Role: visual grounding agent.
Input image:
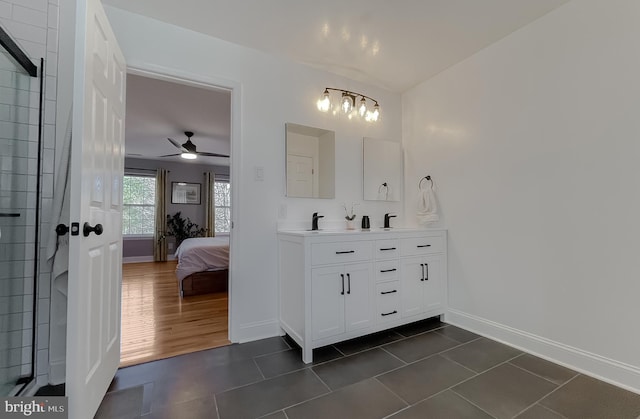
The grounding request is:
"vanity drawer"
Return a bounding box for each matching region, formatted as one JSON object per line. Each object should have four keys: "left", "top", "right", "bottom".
{"left": 311, "top": 241, "right": 373, "bottom": 266}
{"left": 375, "top": 260, "right": 399, "bottom": 282}
{"left": 375, "top": 239, "right": 399, "bottom": 260}
{"left": 376, "top": 281, "right": 400, "bottom": 323}
{"left": 400, "top": 235, "right": 444, "bottom": 256}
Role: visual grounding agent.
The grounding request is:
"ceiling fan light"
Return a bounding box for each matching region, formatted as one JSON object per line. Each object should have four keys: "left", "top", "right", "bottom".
{"left": 181, "top": 152, "right": 197, "bottom": 160}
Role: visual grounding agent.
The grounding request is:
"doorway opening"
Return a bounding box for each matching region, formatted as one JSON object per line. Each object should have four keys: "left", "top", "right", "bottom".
{"left": 119, "top": 72, "right": 233, "bottom": 367}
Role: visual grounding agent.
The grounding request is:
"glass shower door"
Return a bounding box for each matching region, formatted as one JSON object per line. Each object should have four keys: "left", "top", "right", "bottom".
{"left": 0, "top": 28, "right": 39, "bottom": 395}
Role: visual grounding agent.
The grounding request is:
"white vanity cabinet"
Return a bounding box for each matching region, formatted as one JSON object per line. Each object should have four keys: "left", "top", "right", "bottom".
{"left": 278, "top": 228, "right": 447, "bottom": 363}
{"left": 311, "top": 263, "right": 373, "bottom": 340}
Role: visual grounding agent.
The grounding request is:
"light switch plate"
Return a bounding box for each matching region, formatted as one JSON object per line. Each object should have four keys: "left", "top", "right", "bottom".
{"left": 255, "top": 166, "right": 264, "bottom": 181}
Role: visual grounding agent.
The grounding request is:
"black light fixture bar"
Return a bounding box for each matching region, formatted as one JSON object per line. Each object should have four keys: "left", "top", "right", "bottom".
{"left": 322, "top": 87, "right": 379, "bottom": 105}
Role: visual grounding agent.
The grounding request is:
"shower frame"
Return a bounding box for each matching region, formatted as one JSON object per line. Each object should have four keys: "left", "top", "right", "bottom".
{"left": 0, "top": 25, "right": 43, "bottom": 394}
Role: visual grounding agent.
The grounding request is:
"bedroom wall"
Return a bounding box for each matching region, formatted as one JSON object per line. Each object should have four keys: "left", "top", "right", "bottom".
{"left": 403, "top": 0, "right": 640, "bottom": 391}
{"left": 104, "top": 6, "right": 403, "bottom": 342}
{"left": 122, "top": 157, "right": 229, "bottom": 261}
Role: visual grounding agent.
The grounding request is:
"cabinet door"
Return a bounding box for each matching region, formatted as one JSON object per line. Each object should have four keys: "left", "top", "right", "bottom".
{"left": 422, "top": 254, "right": 443, "bottom": 312}
{"left": 312, "top": 266, "right": 346, "bottom": 340}
{"left": 344, "top": 263, "right": 373, "bottom": 333}
{"left": 400, "top": 257, "right": 425, "bottom": 318}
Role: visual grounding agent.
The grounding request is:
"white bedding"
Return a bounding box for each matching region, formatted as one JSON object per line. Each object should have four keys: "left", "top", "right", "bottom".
{"left": 175, "top": 236, "right": 229, "bottom": 281}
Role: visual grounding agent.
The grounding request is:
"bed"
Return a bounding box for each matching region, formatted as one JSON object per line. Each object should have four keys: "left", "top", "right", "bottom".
{"left": 174, "top": 236, "right": 229, "bottom": 297}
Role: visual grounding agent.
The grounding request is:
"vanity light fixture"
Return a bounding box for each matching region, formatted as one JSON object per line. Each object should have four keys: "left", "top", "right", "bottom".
{"left": 317, "top": 87, "right": 380, "bottom": 122}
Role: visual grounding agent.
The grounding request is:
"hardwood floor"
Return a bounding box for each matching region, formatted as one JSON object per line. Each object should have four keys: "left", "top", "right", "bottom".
{"left": 120, "top": 261, "right": 230, "bottom": 367}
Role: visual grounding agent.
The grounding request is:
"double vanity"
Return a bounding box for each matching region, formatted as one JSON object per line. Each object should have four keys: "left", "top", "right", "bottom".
{"left": 278, "top": 228, "right": 447, "bottom": 363}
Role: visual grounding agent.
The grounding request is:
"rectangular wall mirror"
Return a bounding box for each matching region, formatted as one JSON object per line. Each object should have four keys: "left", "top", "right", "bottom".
{"left": 363, "top": 137, "right": 402, "bottom": 201}
{"left": 285, "top": 123, "right": 335, "bottom": 199}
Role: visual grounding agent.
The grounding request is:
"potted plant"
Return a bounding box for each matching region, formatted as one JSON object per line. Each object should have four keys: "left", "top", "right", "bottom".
{"left": 166, "top": 212, "right": 207, "bottom": 247}
{"left": 342, "top": 203, "right": 358, "bottom": 230}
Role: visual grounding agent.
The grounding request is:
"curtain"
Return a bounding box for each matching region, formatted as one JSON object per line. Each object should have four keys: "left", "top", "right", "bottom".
{"left": 153, "top": 168, "right": 168, "bottom": 261}
{"left": 204, "top": 171, "right": 216, "bottom": 237}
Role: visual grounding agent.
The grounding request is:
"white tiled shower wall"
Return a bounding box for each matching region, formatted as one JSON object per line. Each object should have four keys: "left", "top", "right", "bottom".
{"left": 0, "top": 0, "right": 59, "bottom": 388}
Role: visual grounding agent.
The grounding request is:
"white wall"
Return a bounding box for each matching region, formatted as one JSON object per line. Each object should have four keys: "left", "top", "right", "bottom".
{"left": 403, "top": 0, "right": 640, "bottom": 391}
{"left": 104, "top": 6, "right": 403, "bottom": 341}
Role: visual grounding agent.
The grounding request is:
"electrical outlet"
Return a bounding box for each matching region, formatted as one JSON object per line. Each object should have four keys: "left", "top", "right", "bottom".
{"left": 279, "top": 204, "right": 287, "bottom": 218}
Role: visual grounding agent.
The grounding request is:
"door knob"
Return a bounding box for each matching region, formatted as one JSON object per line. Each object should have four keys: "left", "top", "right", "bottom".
{"left": 55, "top": 224, "right": 69, "bottom": 236}
{"left": 83, "top": 222, "right": 103, "bottom": 237}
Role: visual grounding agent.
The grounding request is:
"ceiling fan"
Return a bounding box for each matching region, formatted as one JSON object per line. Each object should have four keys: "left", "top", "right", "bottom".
{"left": 160, "top": 131, "right": 230, "bottom": 160}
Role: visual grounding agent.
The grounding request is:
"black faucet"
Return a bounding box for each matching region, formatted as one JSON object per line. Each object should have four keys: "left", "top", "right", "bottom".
{"left": 312, "top": 212, "right": 324, "bottom": 231}
{"left": 384, "top": 213, "right": 397, "bottom": 229}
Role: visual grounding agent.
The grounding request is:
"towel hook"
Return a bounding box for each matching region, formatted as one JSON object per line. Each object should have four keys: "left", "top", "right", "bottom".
{"left": 378, "top": 182, "right": 388, "bottom": 193}
{"left": 418, "top": 176, "right": 433, "bottom": 190}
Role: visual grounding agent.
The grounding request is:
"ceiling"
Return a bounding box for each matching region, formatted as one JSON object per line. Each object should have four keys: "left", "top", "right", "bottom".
{"left": 124, "top": 74, "right": 231, "bottom": 166}
{"left": 103, "top": 0, "right": 569, "bottom": 92}
{"left": 116, "top": 1, "right": 569, "bottom": 163}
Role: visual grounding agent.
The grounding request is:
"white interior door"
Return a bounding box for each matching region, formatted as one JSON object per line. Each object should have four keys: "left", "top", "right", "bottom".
{"left": 66, "top": 0, "right": 126, "bottom": 417}
{"left": 287, "top": 154, "right": 313, "bottom": 197}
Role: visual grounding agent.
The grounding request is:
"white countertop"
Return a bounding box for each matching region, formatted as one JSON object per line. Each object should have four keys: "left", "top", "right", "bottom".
{"left": 277, "top": 227, "right": 446, "bottom": 237}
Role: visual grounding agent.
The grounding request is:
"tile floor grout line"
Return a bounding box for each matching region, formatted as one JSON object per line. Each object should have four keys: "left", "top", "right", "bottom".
{"left": 213, "top": 394, "right": 221, "bottom": 419}
{"left": 449, "top": 388, "right": 500, "bottom": 419}
{"left": 507, "top": 359, "right": 578, "bottom": 387}
{"left": 332, "top": 344, "right": 346, "bottom": 357}
{"left": 509, "top": 374, "right": 580, "bottom": 419}
{"left": 322, "top": 322, "right": 449, "bottom": 360}
{"left": 253, "top": 357, "right": 267, "bottom": 380}
{"left": 384, "top": 334, "right": 481, "bottom": 367}
{"left": 403, "top": 352, "right": 526, "bottom": 412}
{"left": 438, "top": 353, "right": 482, "bottom": 375}
{"left": 380, "top": 345, "right": 408, "bottom": 365}
{"left": 374, "top": 376, "right": 412, "bottom": 407}
{"left": 382, "top": 405, "right": 412, "bottom": 419}
{"left": 308, "top": 365, "right": 333, "bottom": 393}
{"left": 537, "top": 402, "right": 570, "bottom": 419}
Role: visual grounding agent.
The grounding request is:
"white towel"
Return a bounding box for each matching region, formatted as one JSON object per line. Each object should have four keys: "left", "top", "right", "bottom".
{"left": 417, "top": 181, "right": 439, "bottom": 225}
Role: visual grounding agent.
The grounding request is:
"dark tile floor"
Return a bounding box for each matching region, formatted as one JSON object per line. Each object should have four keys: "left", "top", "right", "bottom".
{"left": 92, "top": 318, "right": 640, "bottom": 419}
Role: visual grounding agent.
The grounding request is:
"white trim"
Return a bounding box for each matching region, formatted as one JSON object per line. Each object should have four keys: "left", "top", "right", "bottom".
{"left": 125, "top": 63, "right": 242, "bottom": 343}
{"left": 48, "top": 360, "right": 66, "bottom": 386}
{"left": 122, "top": 255, "right": 176, "bottom": 263}
{"left": 445, "top": 308, "right": 640, "bottom": 395}
{"left": 235, "top": 318, "right": 281, "bottom": 343}
{"left": 122, "top": 235, "right": 154, "bottom": 240}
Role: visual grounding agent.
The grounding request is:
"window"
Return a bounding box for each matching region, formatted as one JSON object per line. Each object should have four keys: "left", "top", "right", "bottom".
{"left": 214, "top": 181, "right": 231, "bottom": 233}
{"left": 122, "top": 175, "right": 156, "bottom": 236}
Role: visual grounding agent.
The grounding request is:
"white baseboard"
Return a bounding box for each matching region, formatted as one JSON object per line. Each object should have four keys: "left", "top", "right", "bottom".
{"left": 445, "top": 308, "right": 640, "bottom": 395}
{"left": 122, "top": 255, "right": 176, "bottom": 264}
{"left": 48, "top": 360, "right": 66, "bottom": 385}
{"left": 234, "top": 318, "right": 281, "bottom": 344}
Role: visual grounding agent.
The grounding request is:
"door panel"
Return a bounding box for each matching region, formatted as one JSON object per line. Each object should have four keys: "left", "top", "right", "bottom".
{"left": 422, "top": 254, "right": 443, "bottom": 312}
{"left": 311, "top": 266, "right": 345, "bottom": 340}
{"left": 67, "top": 0, "right": 126, "bottom": 417}
{"left": 287, "top": 154, "right": 313, "bottom": 197}
{"left": 344, "top": 263, "right": 373, "bottom": 333}
{"left": 400, "top": 257, "right": 424, "bottom": 318}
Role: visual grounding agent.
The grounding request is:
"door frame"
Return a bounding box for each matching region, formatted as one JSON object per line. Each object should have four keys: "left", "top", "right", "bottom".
{"left": 127, "top": 64, "right": 242, "bottom": 342}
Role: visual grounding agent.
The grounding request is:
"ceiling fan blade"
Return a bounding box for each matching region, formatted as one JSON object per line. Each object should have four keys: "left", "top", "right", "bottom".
{"left": 167, "top": 137, "right": 188, "bottom": 152}
{"left": 197, "top": 151, "right": 230, "bottom": 158}
{"left": 158, "top": 153, "right": 181, "bottom": 157}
